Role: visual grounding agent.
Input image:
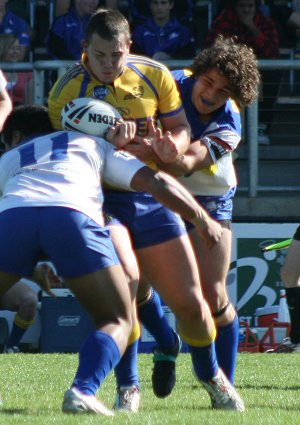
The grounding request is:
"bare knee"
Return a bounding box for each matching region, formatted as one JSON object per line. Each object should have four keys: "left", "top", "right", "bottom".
{"left": 18, "top": 289, "right": 38, "bottom": 320}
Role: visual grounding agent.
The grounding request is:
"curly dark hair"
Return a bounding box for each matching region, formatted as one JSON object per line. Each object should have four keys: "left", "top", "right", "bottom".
{"left": 189, "top": 35, "right": 260, "bottom": 106}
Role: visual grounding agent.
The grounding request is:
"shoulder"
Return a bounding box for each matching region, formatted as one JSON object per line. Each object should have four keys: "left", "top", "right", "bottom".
{"left": 127, "top": 54, "right": 170, "bottom": 73}
{"left": 6, "top": 9, "right": 28, "bottom": 26}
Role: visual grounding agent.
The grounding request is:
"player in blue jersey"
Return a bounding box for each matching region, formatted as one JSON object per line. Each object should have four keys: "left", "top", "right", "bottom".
{"left": 0, "top": 104, "right": 240, "bottom": 414}
{"left": 138, "top": 36, "right": 260, "bottom": 387}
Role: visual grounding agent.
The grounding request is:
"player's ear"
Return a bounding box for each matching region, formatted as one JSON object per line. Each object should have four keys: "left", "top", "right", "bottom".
{"left": 81, "top": 40, "right": 88, "bottom": 52}
{"left": 10, "top": 130, "right": 24, "bottom": 148}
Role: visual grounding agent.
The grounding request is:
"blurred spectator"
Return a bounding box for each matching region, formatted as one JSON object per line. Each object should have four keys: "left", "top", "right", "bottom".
{"left": 205, "top": 0, "right": 280, "bottom": 145}
{"left": 128, "top": 0, "right": 193, "bottom": 26}
{"left": 0, "top": 34, "right": 33, "bottom": 106}
{"left": 47, "top": 0, "right": 99, "bottom": 60}
{"left": 132, "top": 0, "right": 196, "bottom": 60}
{"left": 265, "top": 1, "right": 300, "bottom": 48}
{"left": 55, "top": 0, "right": 119, "bottom": 17}
{"left": 0, "top": 0, "right": 31, "bottom": 59}
{"left": 206, "top": 0, "right": 279, "bottom": 59}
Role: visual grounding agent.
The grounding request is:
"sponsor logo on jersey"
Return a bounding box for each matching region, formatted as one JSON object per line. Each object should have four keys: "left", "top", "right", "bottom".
{"left": 124, "top": 85, "right": 144, "bottom": 100}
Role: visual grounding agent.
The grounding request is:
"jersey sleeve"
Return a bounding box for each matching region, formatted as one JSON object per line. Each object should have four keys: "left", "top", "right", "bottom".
{"left": 102, "top": 144, "right": 146, "bottom": 191}
{"left": 156, "top": 67, "right": 183, "bottom": 119}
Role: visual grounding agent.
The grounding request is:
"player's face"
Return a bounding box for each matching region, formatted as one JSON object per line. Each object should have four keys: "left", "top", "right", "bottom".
{"left": 191, "top": 68, "right": 231, "bottom": 116}
{"left": 84, "top": 33, "right": 131, "bottom": 84}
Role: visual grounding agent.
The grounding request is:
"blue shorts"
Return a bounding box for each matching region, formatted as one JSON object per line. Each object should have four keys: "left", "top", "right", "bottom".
{"left": 103, "top": 190, "right": 186, "bottom": 249}
{"left": 185, "top": 187, "right": 236, "bottom": 231}
{"left": 0, "top": 207, "right": 119, "bottom": 278}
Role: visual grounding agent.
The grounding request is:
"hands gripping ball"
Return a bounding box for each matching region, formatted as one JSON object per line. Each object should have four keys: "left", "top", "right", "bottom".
{"left": 61, "top": 97, "right": 122, "bottom": 137}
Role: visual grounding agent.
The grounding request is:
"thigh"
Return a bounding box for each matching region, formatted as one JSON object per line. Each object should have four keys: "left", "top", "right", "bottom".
{"left": 108, "top": 223, "right": 139, "bottom": 298}
{"left": 65, "top": 266, "right": 132, "bottom": 327}
{"left": 0, "top": 280, "right": 36, "bottom": 311}
{"left": 281, "top": 240, "right": 300, "bottom": 287}
{"left": 188, "top": 225, "right": 232, "bottom": 308}
{"left": 136, "top": 234, "right": 202, "bottom": 311}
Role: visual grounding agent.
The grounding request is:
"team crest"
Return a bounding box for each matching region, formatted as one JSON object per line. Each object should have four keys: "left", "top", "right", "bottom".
{"left": 93, "top": 86, "right": 109, "bottom": 100}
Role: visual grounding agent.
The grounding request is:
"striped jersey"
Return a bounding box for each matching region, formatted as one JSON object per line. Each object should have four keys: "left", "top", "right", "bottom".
{"left": 48, "top": 53, "right": 183, "bottom": 134}
{"left": 172, "top": 69, "right": 241, "bottom": 196}
{"left": 0, "top": 131, "right": 144, "bottom": 225}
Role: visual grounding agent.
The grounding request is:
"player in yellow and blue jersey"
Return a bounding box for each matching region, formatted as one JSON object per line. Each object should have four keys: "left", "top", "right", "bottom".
{"left": 48, "top": 10, "right": 245, "bottom": 413}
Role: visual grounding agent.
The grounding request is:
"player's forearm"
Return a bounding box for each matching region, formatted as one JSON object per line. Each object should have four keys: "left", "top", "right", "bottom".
{"left": 155, "top": 141, "right": 213, "bottom": 176}
{"left": 170, "top": 125, "right": 190, "bottom": 156}
{"left": 130, "top": 167, "right": 210, "bottom": 229}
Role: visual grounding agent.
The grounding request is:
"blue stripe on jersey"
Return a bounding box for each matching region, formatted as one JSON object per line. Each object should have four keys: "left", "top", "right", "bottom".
{"left": 19, "top": 143, "right": 36, "bottom": 167}
{"left": 52, "top": 63, "right": 83, "bottom": 98}
{"left": 79, "top": 67, "right": 92, "bottom": 97}
{"left": 159, "top": 104, "right": 184, "bottom": 119}
{"left": 127, "top": 54, "right": 169, "bottom": 72}
{"left": 127, "top": 63, "right": 159, "bottom": 99}
{"left": 50, "top": 132, "right": 69, "bottom": 161}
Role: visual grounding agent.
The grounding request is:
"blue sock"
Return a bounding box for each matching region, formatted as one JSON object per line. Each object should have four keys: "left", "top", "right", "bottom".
{"left": 6, "top": 324, "right": 26, "bottom": 348}
{"left": 138, "top": 289, "right": 176, "bottom": 349}
{"left": 215, "top": 315, "right": 239, "bottom": 383}
{"left": 72, "top": 330, "right": 120, "bottom": 395}
{"left": 114, "top": 340, "right": 139, "bottom": 389}
{"left": 189, "top": 343, "right": 218, "bottom": 382}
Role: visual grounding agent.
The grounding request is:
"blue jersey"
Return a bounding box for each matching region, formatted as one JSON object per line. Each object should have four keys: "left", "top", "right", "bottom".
{"left": 0, "top": 10, "right": 30, "bottom": 47}
{"left": 47, "top": 7, "right": 91, "bottom": 60}
{"left": 171, "top": 69, "right": 241, "bottom": 214}
{"left": 132, "top": 17, "right": 195, "bottom": 58}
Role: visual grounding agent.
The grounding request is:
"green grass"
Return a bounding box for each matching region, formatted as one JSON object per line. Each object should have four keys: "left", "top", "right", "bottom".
{"left": 0, "top": 353, "right": 299, "bottom": 425}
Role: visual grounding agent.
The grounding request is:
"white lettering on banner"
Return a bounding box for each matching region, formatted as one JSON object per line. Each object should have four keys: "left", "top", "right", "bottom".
{"left": 227, "top": 223, "right": 298, "bottom": 325}
{"left": 57, "top": 316, "right": 81, "bottom": 326}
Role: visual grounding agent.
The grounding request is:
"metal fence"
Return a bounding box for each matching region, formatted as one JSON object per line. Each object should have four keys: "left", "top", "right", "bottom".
{"left": 2, "top": 58, "right": 300, "bottom": 197}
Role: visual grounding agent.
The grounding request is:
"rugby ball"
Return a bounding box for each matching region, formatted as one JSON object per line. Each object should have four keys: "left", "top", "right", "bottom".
{"left": 61, "top": 97, "right": 122, "bottom": 137}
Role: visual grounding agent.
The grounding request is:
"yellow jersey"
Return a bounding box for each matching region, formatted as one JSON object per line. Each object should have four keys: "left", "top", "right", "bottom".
{"left": 48, "top": 53, "right": 183, "bottom": 135}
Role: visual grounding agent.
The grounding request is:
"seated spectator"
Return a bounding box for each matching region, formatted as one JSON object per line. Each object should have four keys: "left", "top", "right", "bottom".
{"left": 55, "top": 0, "right": 119, "bottom": 17}
{"left": 205, "top": 0, "right": 280, "bottom": 145}
{"left": 128, "top": 0, "right": 194, "bottom": 26}
{"left": 47, "top": 0, "right": 99, "bottom": 60}
{"left": 0, "top": 34, "right": 33, "bottom": 106}
{"left": 0, "top": 0, "right": 31, "bottom": 59}
{"left": 132, "top": 0, "right": 196, "bottom": 60}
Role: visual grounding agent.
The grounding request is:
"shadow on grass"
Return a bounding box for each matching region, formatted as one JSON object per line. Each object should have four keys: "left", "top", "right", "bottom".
{"left": 0, "top": 408, "right": 29, "bottom": 415}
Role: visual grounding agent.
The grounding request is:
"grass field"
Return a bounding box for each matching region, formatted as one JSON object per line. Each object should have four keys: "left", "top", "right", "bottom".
{"left": 0, "top": 352, "right": 299, "bottom": 425}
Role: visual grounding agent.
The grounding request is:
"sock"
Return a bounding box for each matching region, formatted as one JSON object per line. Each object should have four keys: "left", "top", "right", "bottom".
{"left": 215, "top": 315, "right": 239, "bottom": 383}
{"left": 6, "top": 314, "right": 34, "bottom": 348}
{"left": 72, "top": 330, "right": 121, "bottom": 395}
{"left": 189, "top": 342, "right": 218, "bottom": 382}
{"left": 138, "top": 288, "right": 176, "bottom": 350}
{"left": 286, "top": 287, "right": 300, "bottom": 344}
{"left": 114, "top": 339, "right": 139, "bottom": 389}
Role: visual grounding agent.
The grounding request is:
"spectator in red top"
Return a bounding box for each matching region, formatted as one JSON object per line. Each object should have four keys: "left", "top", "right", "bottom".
{"left": 205, "top": 0, "right": 280, "bottom": 145}
{"left": 206, "top": 0, "right": 279, "bottom": 59}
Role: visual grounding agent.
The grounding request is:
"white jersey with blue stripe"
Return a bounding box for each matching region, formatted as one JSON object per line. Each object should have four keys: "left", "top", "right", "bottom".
{"left": 0, "top": 131, "right": 144, "bottom": 225}
{"left": 172, "top": 69, "right": 241, "bottom": 196}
